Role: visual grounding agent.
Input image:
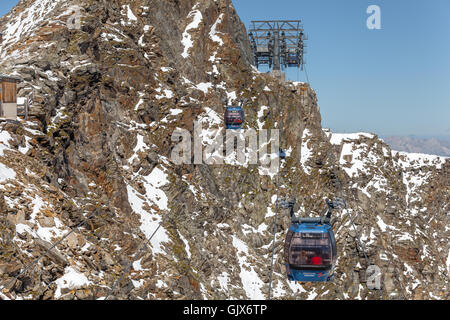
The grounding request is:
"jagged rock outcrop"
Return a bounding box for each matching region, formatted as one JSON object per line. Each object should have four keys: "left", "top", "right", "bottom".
{"left": 0, "top": 0, "right": 448, "bottom": 300}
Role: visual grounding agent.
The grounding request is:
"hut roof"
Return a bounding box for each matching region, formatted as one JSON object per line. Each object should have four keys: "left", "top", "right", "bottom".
{"left": 0, "top": 74, "right": 21, "bottom": 82}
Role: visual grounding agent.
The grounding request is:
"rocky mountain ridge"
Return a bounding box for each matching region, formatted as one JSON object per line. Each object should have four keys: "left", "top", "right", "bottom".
{"left": 0, "top": 0, "right": 448, "bottom": 300}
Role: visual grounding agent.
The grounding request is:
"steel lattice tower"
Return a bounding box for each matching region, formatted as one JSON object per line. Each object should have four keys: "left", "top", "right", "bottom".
{"left": 248, "top": 20, "right": 307, "bottom": 72}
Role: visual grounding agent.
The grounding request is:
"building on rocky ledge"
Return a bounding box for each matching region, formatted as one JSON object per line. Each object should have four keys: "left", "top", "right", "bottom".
{"left": 0, "top": 74, "right": 21, "bottom": 119}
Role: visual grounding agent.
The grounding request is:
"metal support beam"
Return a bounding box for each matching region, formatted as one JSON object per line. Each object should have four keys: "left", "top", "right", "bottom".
{"left": 273, "top": 31, "right": 280, "bottom": 71}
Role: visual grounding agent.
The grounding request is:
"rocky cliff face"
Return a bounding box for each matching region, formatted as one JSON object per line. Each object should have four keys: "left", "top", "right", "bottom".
{"left": 0, "top": 0, "right": 448, "bottom": 300}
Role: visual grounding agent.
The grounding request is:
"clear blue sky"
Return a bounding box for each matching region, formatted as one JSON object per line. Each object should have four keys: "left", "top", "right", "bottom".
{"left": 0, "top": 1, "right": 17, "bottom": 17}
{"left": 1, "top": 1, "right": 449, "bottom": 138}
{"left": 232, "top": 0, "right": 450, "bottom": 139}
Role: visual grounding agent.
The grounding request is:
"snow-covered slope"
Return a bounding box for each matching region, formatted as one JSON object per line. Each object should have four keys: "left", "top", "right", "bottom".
{"left": 325, "top": 130, "right": 449, "bottom": 299}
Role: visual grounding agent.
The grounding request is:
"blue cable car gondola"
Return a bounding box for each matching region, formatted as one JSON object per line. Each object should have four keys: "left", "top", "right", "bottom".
{"left": 278, "top": 148, "right": 287, "bottom": 160}
{"left": 281, "top": 198, "right": 344, "bottom": 283}
{"left": 224, "top": 105, "right": 245, "bottom": 130}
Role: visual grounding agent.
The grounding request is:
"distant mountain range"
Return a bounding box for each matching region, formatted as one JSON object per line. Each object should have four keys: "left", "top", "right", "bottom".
{"left": 382, "top": 136, "right": 450, "bottom": 157}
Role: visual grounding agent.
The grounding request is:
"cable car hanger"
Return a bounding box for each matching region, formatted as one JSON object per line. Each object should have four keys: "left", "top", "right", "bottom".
{"left": 278, "top": 197, "right": 346, "bottom": 225}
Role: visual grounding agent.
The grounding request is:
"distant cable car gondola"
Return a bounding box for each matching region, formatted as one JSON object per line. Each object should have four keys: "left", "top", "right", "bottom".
{"left": 278, "top": 148, "right": 286, "bottom": 160}
{"left": 280, "top": 198, "right": 344, "bottom": 283}
{"left": 286, "top": 53, "right": 300, "bottom": 68}
{"left": 224, "top": 100, "right": 245, "bottom": 130}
